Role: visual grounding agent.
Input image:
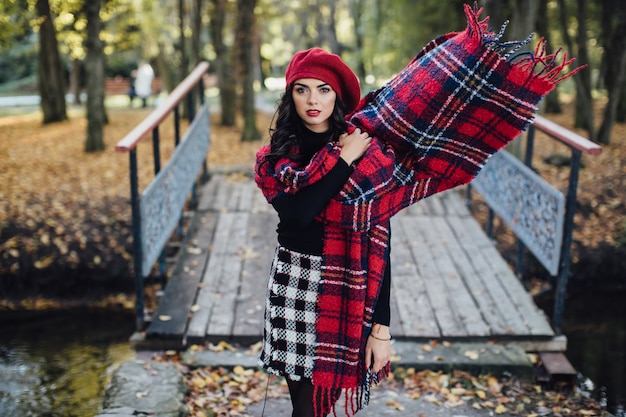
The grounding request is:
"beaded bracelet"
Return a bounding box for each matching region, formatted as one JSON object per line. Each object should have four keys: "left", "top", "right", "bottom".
{"left": 369, "top": 333, "right": 392, "bottom": 341}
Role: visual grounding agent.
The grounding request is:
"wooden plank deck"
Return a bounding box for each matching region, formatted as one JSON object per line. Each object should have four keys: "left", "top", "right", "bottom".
{"left": 141, "top": 172, "right": 563, "bottom": 352}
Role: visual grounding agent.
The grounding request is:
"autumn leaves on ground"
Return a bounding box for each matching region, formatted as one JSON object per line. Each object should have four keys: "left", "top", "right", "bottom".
{"left": 0, "top": 107, "right": 268, "bottom": 301}
{"left": 0, "top": 102, "right": 623, "bottom": 416}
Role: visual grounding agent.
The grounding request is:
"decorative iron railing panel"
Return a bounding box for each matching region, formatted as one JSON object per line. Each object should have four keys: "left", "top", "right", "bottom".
{"left": 472, "top": 150, "right": 565, "bottom": 276}
{"left": 139, "top": 104, "right": 210, "bottom": 277}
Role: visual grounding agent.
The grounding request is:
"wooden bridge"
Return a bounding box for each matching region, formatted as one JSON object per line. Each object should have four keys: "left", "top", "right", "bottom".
{"left": 116, "top": 63, "right": 601, "bottom": 357}
{"left": 138, "top": 173, "right": 563, "bottom": 352}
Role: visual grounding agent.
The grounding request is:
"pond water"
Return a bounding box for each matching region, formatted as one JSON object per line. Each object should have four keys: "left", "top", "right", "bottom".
{"left": 537, "top": 288, "right": 626, "bottom": 416}
{"left": 0, "top": 289, "right": 624, "bottom": 417}
{"left": 0, "top": 308, "right": 135, "bottom": 417}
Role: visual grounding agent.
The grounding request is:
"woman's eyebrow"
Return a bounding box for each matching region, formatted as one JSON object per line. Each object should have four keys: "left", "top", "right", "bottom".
{"left": 294, "top": 82, "right": 330, "bottom": 89}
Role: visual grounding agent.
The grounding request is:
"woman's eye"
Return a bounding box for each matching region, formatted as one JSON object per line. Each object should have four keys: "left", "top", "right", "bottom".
{"left": 295, "top": 87, "right": 307, "bottom": 94}
{"left": 320, "top": 87, "right": 331, "bottom": 94}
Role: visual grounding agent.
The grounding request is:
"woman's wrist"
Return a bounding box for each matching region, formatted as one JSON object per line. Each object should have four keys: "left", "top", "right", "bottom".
{"left": 370, "top": 323, "right": 391, "bottom": 341}
{"left": 339, "top": 152, "right": 356, "bottom": 166}
{"left": 369, "top": 333, "right": 392, "bottom": 341}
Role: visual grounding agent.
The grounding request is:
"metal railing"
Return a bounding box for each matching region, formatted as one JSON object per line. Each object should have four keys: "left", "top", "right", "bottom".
{"left": 468, "top": 114, "right": 602, "bottom": 334}
{"left": 115, "top": 62, "right": 210, "bottom": 330}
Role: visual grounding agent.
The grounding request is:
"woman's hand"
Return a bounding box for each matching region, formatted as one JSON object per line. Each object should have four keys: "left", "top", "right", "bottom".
{"left": 364, "top": 323, "right": 391, "bottom": 374}
{"left": 338, "top": 127, "right": 371, "bottom": 166}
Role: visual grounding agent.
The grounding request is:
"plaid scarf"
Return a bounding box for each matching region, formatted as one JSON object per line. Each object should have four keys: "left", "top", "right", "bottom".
{"left": 255, "top": 4, "right": 579, "bottom": 416}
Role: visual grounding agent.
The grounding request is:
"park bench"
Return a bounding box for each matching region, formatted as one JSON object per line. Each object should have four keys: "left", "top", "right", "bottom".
{"left": 105, "top": 76, "right": 163, "bottom": 97}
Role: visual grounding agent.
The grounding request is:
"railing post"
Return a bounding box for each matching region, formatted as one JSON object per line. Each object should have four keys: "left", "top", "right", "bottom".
{"left": 515, "top": 127, "right": 536, "bottom": 279}
{"left": 198, "top": 78, "right": 210, "bottom": 184}
{"left": 187, "top": 90, "right": 195, "bottom": 122}
{"left": 553, "top": 148, "right": 583, "bottom": 334}
{"left": 174, "top": 106, "right": 181, "bottom": 146}
{"left": 152, "top": 126, "right": 161, "bottom": 174}
{"left": 129, "top": 149, "right": 144, "bottom": 331}
{"left": 151, "top": 126, "right": 168, "bottom": 280}
{"left": 525, "top": 125, "right": 535, "bottom": 167}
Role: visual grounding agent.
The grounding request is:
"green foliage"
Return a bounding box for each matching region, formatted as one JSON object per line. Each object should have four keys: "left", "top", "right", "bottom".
{"left": 0, "top": 0, "right": 33, "bottom": 50}
{"left": 0, "top": 33, "right": 38, "bottom": 84}
{"left": 369, "top": 0, "right": 467, "bottom": 73}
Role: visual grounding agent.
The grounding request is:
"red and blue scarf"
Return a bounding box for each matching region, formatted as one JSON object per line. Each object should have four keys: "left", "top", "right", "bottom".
{"left": 255, "top": 4, "right": 579, "bottom": 416}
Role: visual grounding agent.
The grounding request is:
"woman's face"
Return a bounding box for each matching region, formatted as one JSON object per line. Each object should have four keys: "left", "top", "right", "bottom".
{"left": 292, "top": 78, "right": 337, "bottom": 133}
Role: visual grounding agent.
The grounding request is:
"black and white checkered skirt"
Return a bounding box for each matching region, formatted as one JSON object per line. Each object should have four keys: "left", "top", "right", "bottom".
{"left": 258, "top": 246, "right": 322, "bottom": 381}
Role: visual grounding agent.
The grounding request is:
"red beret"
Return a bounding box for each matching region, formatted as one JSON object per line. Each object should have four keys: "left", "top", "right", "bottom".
{"left": 285, "top": 47, "right": 361, "bottom": 114}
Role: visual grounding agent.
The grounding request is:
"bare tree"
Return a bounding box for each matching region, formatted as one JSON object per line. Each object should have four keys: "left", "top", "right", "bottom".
{"left": 209, "top": 0, "right": 236, "bottom": 126}
{"left": 36, "top": 0, "right": 67, "bottom": 124}
{"left": 351, "top": 0, "right": 367, "bottom": 81}
{"left": 535, "top": 0, "right": 562, "bottom": 114}
{"left": 192, "top": 0, "right": 203, "bottom": 67}
{"left": 557, "top": 0, "right": 595, "bottom": 138}
{"left": 84, "top": 0, "right": 106, "bottom": 152}
{"left": 325, "top": 0, "right": 340, "bottom": 54}
{"left": 508, "top": 0, "right": 540, "bottom": 42}
{"left": 597, "top": 0, "right": 626, "bottom": 144}
{"left": 237, "top": 0, "right": 261, "bottom": 141}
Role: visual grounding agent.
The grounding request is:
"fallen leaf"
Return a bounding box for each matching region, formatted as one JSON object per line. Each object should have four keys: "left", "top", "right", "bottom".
{"left": 464, "top": 350, "right": 479, "bottom": 360}
{"left": 135, "top": 390, "right": 149, "bottom": 398}
{"left": 385, "top": 399, "right": 405, "bottom": 410}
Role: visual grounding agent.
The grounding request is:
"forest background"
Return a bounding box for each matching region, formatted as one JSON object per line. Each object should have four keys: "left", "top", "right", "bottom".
{"left": 0, "top": 0, "right": 625, "bottom": 300}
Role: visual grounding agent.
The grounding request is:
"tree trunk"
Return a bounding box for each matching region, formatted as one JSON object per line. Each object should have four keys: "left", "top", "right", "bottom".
{"left": 190, "top": 0, "right": 204, "bottom": 112}
{"left": 557, "top": 0, "right": 595, "bottom": 139}
{"left": 351, "top": 0, "right": 367, "bottom": 82}
{"left": 535, "top": 0, "right": 561, "bottom": 114}
{"left": 156, "top": 42, "right": 176, "bottom": 94}
{"left": 483, "top": 0, "right": 508, "bottom": 38}
{"left": 69, "top": 59, "right": 82, "bottom": 106}
{"left": 237, "top": 0, "right": 260, "bottom": 142}
{"left": 509, "top": 0, "right": 540, "bottom": 42}
{"left": 618, "top": 80, "right": 626, "bottom": 123}
{"left": 192, "top": 0, "right": 203, "bottom": 67}
{"left": 179, "top": 0, "right": 191, "bottom": 118}
{"left": 36, "top": 0, "right": 67, "bottom": 124}
{"left": 326, "top": 0, "right": 340, "bottom": 54}
{"left": 84, "top": 0, "right": 106, "bottom": 152}
{"left": 573, "top": 0, "right": 594, "bottom": 136}
{"left": 209, "top": 0, "right": 236, "bottom": 126}
{"left": 597, "top": 0, "right": 626, "bottom": 144}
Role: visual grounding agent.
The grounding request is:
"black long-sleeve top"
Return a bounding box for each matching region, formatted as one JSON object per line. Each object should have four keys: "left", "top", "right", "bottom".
{"left": 270, "top": 127, "right": 391, "bottom": 326}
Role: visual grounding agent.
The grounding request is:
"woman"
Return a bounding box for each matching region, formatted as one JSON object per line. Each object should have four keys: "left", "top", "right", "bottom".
{"left": 255, "top": 5, "right": 581, "bottom": 417}
{"left": 255, "top": 48, "right": 392, "bottom": 417}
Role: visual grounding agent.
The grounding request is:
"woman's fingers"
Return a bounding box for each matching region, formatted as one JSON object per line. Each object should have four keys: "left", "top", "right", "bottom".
{"left": 365, "top": 336, "right": 391, "bottom": 374}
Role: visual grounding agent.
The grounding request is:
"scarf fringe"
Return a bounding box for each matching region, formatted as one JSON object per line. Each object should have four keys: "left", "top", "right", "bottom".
{"left": 464, "top": 1, "right": 583, "bottom": 88}
{"left": 311, "top": 362, "right": 391, "bottom": 417}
